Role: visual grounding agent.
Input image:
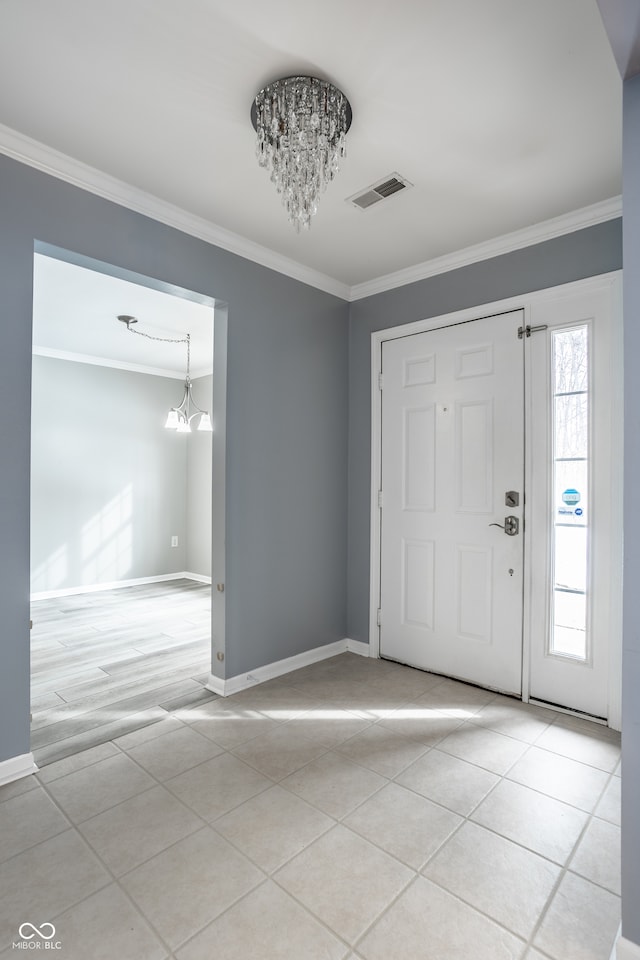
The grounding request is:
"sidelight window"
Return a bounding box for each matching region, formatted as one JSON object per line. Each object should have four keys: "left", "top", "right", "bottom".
{"left": 550, "top": 325, "right": 590, "bottom": 661}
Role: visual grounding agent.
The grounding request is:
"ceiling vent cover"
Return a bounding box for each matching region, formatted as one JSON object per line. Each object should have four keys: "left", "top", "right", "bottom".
{"left": 348, "top": 173, "right": 412, "bottom": 210}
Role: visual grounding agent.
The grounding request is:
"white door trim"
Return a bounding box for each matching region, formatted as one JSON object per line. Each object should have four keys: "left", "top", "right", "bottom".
{"left": 369, "top": 271, "right": 623, "bottom": 728}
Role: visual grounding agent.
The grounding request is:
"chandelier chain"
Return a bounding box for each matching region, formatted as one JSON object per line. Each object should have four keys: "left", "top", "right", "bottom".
{"left": 117, "top": 314, "right": 210, "bottom": 431}
{"left": 123, "top": 323, "right": 191, "bottom": 377}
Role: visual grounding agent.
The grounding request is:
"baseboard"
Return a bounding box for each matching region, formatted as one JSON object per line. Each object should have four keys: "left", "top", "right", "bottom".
{"left": 346, "top": 638, "right": 371, "bottom": 657}
{"left": 183, "top": 572, "right": 212, "bottom": 584}
{"left": 0, "top": 752, "right": 38, "bottom": 787}
{"left": 615, "top": 936, "right": 640, "bottom": 960}
{"left": 205, "top": 637, "right": 362, "bottom": 697}
{"left": 205, "top": 674, "right": 226, "bottom": 697}
{"left": 31, "top": 571, "right": 211, "bottom": 601}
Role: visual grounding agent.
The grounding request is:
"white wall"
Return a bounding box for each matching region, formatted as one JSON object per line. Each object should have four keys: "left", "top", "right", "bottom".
{"left": 31, "top": 356, "right": 192, "bottom": 592}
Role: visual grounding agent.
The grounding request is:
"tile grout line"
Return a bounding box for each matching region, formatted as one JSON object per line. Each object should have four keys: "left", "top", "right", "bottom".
{"left": 107, "top": 736, "right": 359, "bottom": 956}
{"left": 137, "top": 725, "right": 621, "bottom": 956}
{"left": 16, "top": 639, "right": 621, "bottom": 959}
{"left": 517, "top": 763, "right": 621, "bottom": 959}
{"left": 95, "top": 705, "right": 414, "bottom": 954}
{"left": 35, "top": 743, "right": 276, "bottom": 958}
{"left": 326, "top": 704, "right": 621, "bottom": 956}
{"left": 345, "top": 718, "right": 555, "bottom": 952}
{"left": 142, "top": 674, "right": 621, "bottom": 952}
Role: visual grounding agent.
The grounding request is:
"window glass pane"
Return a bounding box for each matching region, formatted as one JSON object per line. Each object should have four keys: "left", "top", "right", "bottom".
{"left": 552, "top": 622, "right": 587, "bottom": 659}
{"left": 554, "top": 527, "right": 587, "bottom": 593}
{"left": 554, "top": 328, "right": 588, "bottom": 393}
{"left": 554, "top": 589, "right": 586, "bottom": 631}
{"left": 550, "top": 325, "right": 589, "bottom": 661}
{"left": 554, "top": 394, "right": 588, "bottom": 459}
{"left": 553, "top": 588, "right": 587, "bottom": 657}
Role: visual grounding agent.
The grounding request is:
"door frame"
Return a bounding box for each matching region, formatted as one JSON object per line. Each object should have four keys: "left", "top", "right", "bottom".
{"left": 369, "top": 272, "right": 623, "bottom": 729}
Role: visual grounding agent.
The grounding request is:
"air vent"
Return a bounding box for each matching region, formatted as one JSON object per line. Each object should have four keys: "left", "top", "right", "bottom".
{"left": 352, "top": 190, "right": 382, "bottom": 210}
{"left": 348, "top": 173, "right": 412, "bottom": 210}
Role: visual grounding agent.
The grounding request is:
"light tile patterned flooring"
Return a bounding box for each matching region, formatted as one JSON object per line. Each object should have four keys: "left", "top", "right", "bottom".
{"left": 3, "top": 642, "right": 622, "bottom": 959}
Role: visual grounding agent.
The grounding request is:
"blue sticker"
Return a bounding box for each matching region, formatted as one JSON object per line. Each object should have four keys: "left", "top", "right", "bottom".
{"left": 575, "top": 507, "right": 583, "bottom": 517}
{"left": 562, "top": 488, "right": 581, "bottom": 506}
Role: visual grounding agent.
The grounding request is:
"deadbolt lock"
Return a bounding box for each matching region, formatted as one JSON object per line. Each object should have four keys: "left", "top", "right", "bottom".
{"left": 505, "top": 490, "right": 520, "bottom": 508}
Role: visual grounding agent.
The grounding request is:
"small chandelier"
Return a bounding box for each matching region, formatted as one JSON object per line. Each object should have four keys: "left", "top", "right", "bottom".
{"left": 164, "top": 362, "right": 212, "bottom": 434}
{"left": 118, "top": 316, "right": 212, "bottom": 433}
{"left": 251, "top": 75, "right": 353, "bottom": 232}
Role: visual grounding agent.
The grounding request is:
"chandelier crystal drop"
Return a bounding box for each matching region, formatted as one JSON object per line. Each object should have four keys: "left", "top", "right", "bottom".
{"left": 251, "top": 75, "right": 352, "bottom": 232}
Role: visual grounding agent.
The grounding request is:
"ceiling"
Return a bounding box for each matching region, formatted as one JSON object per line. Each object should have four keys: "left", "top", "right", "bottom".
{"left": 595, "top": 0, "right": 640, "bottom": 78}
{"left": 0, "top": 0, "right": 622, "bottom": 291}
{"left": 32, "top": 254, "right": 214, "bottom": 378}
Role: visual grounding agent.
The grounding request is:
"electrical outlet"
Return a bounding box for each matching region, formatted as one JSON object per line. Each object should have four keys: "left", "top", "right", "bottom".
{"left": 171, "top": 536, "right": 179, "bottom": 548}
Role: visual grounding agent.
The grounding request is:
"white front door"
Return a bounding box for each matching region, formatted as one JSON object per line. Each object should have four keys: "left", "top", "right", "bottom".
{"left": 379, "top": 310, "right": 525, "bottom": 695}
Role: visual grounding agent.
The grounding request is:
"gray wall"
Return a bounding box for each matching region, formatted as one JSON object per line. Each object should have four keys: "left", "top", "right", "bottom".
{"left": 347, "top": 220, "right": 623, "bottom": 645}
{"left": 0, "top": 152, "right": 349, "bottom": 764}
{"left": 31, "top": 357, "right": 188, "bottom": 592}
{"left": 186, "top": 374, "right": 213, "bottom": 578}
{"left": 622, "top": 71, "right": 640, "bottom": 948}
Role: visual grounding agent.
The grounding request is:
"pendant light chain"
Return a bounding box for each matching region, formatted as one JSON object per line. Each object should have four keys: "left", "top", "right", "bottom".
{"left": 121, "top": 320, "right": 190, "bottom": 361}
{"left": 117, "top": 316, "right": 211, "bottom": 433}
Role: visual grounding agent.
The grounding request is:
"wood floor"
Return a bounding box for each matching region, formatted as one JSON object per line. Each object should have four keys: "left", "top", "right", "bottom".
{"left": 30, "top": 579, "right": 215, "bottom": 767}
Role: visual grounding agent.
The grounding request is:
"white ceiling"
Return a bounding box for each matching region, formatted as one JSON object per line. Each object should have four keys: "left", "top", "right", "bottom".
{"left": 0, "top": 0, "right": 622, "bottom": 290}
{"left": 595, "top": 0, "right": 640, "bottom": 78}
{"left": 32, "top": 254, "right": 214, "bottom": 378}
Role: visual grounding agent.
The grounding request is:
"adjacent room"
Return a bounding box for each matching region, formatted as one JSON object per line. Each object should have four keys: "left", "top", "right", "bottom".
{"left": 30, "top": 253, "right": 216, "bottom": 766}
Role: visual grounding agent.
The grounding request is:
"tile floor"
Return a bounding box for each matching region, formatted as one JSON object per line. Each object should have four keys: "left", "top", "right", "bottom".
{"left": 0, "top": 653, "right": 621, "bottom": 960}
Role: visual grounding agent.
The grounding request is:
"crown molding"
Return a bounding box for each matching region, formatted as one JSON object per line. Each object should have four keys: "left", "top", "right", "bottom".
{"left": 0, "top": 124, "right": 622, "bottom": 305}
{"left": 0, "top": 123, "right": 351, "bottom": 302}
{"left": 32, "top": 345, "right": 214, "bottom": 379}
{"left": 348, "top": 196, "right": 623, "bottom": 301}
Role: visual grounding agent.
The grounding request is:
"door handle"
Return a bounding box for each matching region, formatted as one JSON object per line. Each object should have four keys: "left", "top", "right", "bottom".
{"left": 489, "top": 516, "right": 519, "bottom": 536}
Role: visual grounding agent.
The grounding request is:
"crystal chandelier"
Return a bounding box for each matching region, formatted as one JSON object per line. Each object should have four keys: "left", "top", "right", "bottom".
{"left": 118, "top": 316, "right": 212, "bottom": 433}
{"left": 251, "top": 75, "right": 353, "bottom": 232}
